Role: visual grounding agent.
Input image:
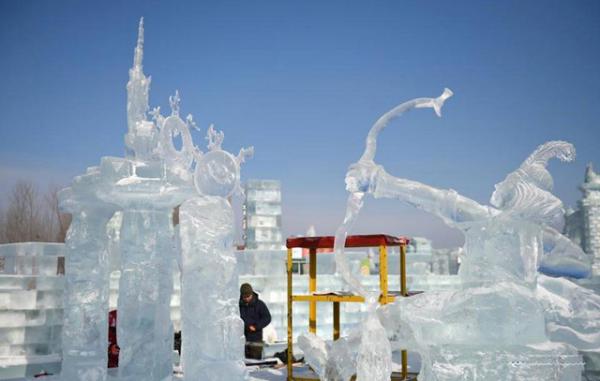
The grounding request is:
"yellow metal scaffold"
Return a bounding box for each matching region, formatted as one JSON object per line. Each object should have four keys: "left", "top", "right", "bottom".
{"left": 285, "top": 234, "right": 419, "bottom": 381}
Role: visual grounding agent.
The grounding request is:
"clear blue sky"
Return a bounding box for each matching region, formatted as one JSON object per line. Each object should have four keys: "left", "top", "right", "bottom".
{"left": 1, "top": 1, "right": 599, "bottom": 247}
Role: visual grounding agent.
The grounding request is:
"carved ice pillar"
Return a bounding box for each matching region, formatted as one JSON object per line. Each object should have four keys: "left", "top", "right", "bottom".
{"left": 117, "top": 207, "right": 175, "bottom": 381}
{"left": 60, "top": 195, "right": 116, "bottom": 381}
{"left": 581, "top": 164, "right": 600, "bottom": 275}
{"left": 179, "top": 196, "right": 247, "bottom": 381}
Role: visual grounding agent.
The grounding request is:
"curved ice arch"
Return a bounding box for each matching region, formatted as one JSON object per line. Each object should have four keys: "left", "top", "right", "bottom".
{"left": 155, "top": 91, "right": 199, "bottom": 179}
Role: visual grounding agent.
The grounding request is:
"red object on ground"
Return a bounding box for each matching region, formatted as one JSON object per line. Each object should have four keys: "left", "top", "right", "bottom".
{"left": 286, "top": 234, "right": 409, "bottom": 249}
{"left": 108, "top": 310, "right": 119, "bottom": 368}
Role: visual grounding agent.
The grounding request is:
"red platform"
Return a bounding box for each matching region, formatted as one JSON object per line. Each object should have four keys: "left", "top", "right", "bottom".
{"left": 286, "top": 234, "right": 409, "bottom": 249}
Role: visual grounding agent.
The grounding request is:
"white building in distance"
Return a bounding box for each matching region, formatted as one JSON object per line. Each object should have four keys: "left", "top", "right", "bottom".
{"left": 242, "top": 180, "right": 284, "bottom": 250}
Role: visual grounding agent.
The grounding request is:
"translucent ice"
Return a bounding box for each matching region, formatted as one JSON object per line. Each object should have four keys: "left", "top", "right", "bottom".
{"left": 537, "top": 274, "right": 600, "bottom": 352}
{"left": 178, "top": 126, "right": 252, "bottom": 381}
{"left": 301, "top": 89, "right": 454, "bottom": 381}
{"left": 318, "top": 89, "right": 453, "bottom": 381}
{"left": 58, "top": 17, "right": 254, "bottom": 381}
{"left": 179, "top": 196, "right": 247, "bottom": 380}
{"left": 298, "top": 331, "right": 359, "bottom": 381}
{"left": 364, "top": 138, "right": 593, "bottom": 379}
{"left": 328, "top": 88, "right": 595, "bottom": 380}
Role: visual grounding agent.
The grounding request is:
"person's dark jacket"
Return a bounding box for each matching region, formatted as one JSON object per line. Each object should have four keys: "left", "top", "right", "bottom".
{"left": 239, "top": 292, "right": 271, "bottom": 342}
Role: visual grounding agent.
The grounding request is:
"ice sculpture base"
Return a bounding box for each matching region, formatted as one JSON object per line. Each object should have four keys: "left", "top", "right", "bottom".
{"left": 418, "top": 342, "right": 583, "bottom": 381}
{"left": 581, "top": 351, "right": 600, "bottom": 381}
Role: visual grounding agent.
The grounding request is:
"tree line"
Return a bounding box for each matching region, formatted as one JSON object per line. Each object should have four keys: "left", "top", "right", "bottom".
{"left": 0, "top": 181, "right": 71, "bottom": 243}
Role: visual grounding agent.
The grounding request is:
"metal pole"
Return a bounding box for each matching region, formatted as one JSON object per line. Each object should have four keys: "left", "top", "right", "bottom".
{"left": 379, "top": 245, "right": 388, "bottom": 304}
{"left": 309, "top": 248, "right": 317, "bottom": 334}
{"left": 333, "top": 302, "right": 340, "bottom": 340}
{"left": 400, "top": 243, "right": 407, "bottom": 297}
{"left": 287, "top": 248, "right": 293, "bottom": 381}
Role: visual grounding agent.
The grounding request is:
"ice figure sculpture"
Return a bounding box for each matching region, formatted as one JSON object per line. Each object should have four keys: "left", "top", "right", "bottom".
{"left": 59, "top": 18, "right": 252, "bottom": 381}
{"left": 177, "top": 125, "right": 253, "bottom": 380}
{"left": 339, "top": 91, "right": 593, "bottom": 379}
{"left": 300, "top": 90, "right": 597, "bottom": 380}
{"left": 298, "top": 89, "right": 454, "bottom": 381}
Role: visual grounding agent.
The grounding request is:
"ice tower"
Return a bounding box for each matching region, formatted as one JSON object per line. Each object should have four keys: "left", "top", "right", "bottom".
{"left": 59, "top": 18, "right": 251, "bottom": 381}
{"left": 564, "top": 164, "right": 600, "bottom": 274}
{"left": 124, "top": 18, "right": 156, "bottom": 161}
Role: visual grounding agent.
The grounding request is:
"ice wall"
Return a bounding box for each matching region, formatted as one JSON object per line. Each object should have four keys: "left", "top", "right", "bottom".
{"left": 243, "top": 180, "right": 283, "bottom": 250}
{"left": 0, "top": 243, "right": 64, "bottom": 380}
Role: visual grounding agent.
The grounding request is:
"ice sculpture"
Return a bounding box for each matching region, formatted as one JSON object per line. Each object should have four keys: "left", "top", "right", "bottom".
{"left": 298, "top": 89, "right": 454, "bottom": 381}
{"left": 59, "top": 18, "right": 251, "bottom": 381}
{"left": 178, "top": 125, "right": 253, "bottom": 380}
{"left": 305, "top": 90, "right": 452, "bottom": 381}
{"left": 300, "top": 89, "right": 596, "bottom": 380}
{"left": 341, "top": 92, "right": 592, "bottom": 379}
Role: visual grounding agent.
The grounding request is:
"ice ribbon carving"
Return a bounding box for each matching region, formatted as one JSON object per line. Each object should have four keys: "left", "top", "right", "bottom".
{"left": 155, "top": 91, "right": 199, "bottom": 179}
{"left": 490, "top": 140, "right": 575, "bottom": 228}
{"left": 334, "top": 88, "right": 453, "bottom": 301}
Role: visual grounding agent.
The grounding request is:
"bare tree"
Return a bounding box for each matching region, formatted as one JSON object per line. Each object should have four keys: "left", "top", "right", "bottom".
{"left": 4, "top": 181, "right": 40, "bottom": 242}
{"left": 0, "top": 181, "right": 71, "bottom": 243}
{"left": 44, "top": 185, "right": 71, "bottom": 242}
{"left": 0, "top": 202, "right": 6, "bottom": 244}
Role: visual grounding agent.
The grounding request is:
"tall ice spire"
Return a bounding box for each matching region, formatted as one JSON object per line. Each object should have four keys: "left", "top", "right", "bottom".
{"left": 125, "top": 17, "right": 157, "bottom": 160}
{"left": 133, "top": 17, "right": 144, "bottom": 71}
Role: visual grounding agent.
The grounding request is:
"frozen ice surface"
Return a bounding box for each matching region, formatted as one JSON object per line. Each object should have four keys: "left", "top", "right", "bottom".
{"left": 0, "top": 243, "right": 65, "bottom": 379}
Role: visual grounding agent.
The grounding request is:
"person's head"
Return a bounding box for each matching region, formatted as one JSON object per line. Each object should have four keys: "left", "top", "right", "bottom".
{"left": 240, "top": 283, "right": 254, "bottom": 303}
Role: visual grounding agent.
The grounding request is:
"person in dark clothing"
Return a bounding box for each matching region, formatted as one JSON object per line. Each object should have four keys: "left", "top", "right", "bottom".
{"left": 108, "top": 310, "right": 119, "bottom": 368}
{"left": 239, "top": 283, "right": 271, "bottom": 359}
